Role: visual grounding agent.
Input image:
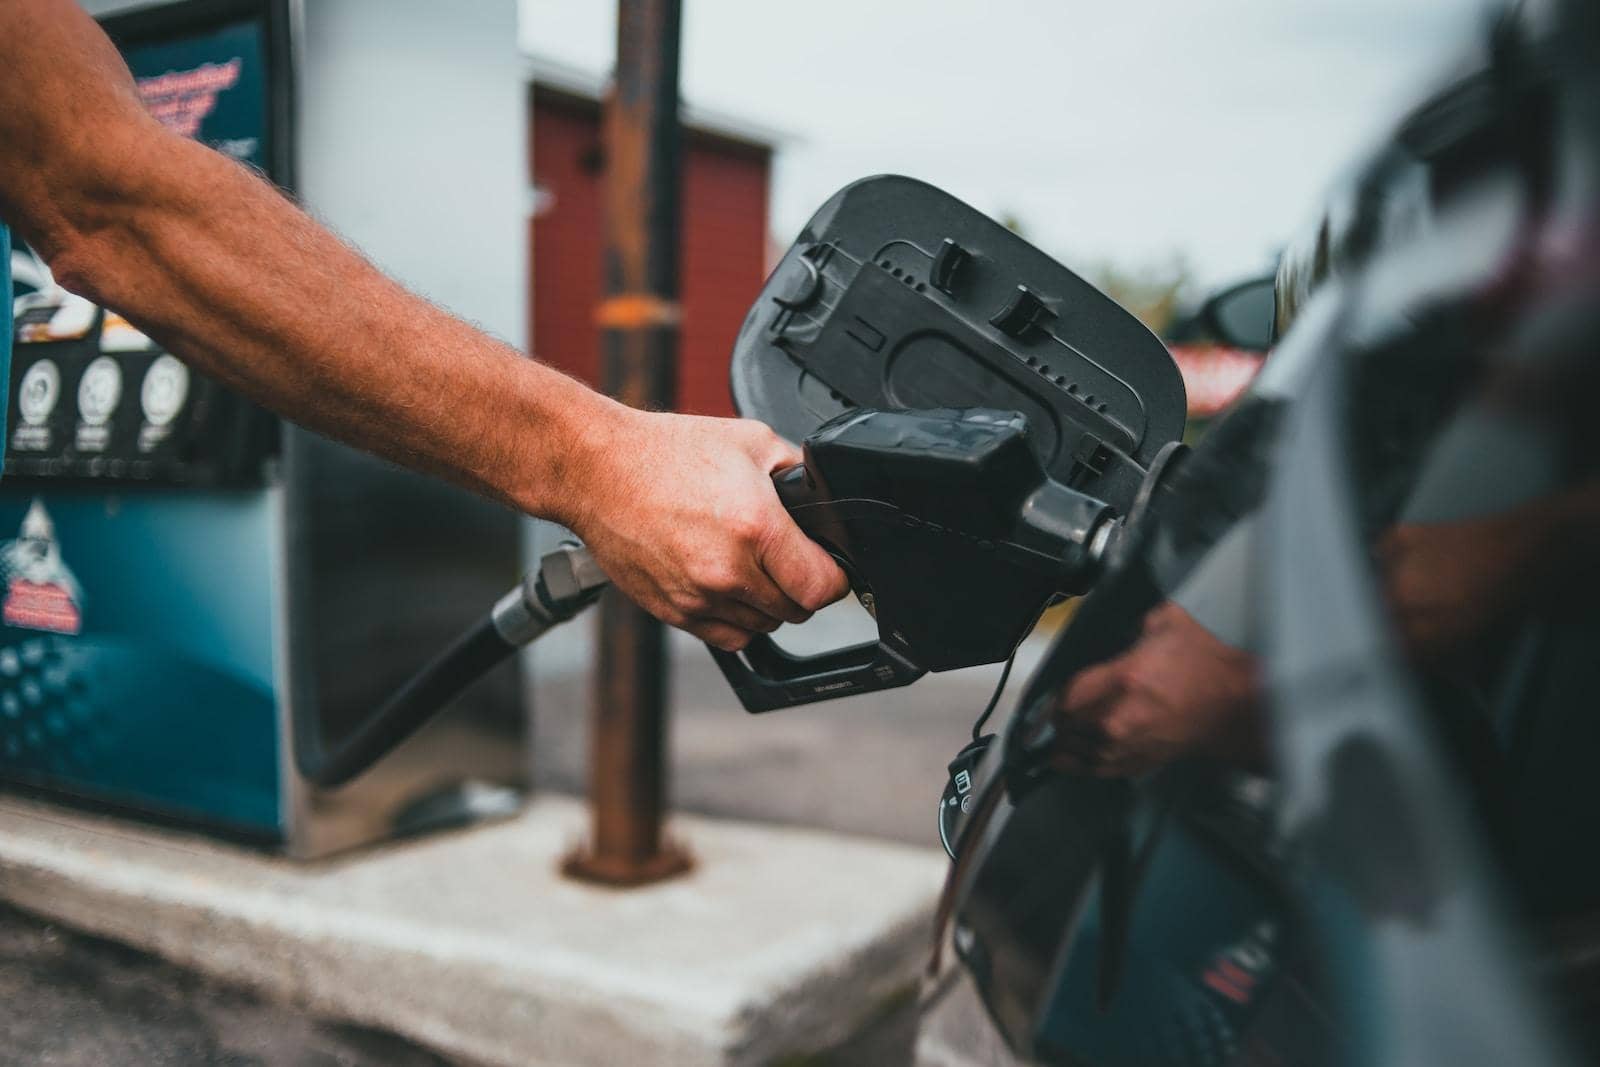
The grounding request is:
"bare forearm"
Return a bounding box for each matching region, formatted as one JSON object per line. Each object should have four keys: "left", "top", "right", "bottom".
{"left": 0, "top": 0, "right": 850, "bottom": 647}
{"left": 44, "top": 133, "right": 620, "bottom": 520}
{"left": 0, "top": 0, "right": 618, "bottom": 521}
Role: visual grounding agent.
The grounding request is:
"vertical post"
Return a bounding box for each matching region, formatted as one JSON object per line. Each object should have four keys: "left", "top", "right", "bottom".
{"left": 563, "top": 0, "right": 692, "bottom": 886}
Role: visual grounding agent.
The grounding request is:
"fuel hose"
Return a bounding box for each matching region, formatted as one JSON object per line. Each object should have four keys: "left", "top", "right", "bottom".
{"left": 294, "top": 544, "right": 609, "bottom": 788}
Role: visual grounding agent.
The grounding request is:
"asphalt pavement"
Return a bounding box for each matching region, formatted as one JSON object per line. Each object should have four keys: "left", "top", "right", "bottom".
{"left": 529, "top": 600, "right": 1055, "bottom": 848}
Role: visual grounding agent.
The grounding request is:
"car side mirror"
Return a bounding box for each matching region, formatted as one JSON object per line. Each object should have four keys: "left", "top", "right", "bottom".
{"left": 1201, "top": 276, "right": 1276, "bottom": 352}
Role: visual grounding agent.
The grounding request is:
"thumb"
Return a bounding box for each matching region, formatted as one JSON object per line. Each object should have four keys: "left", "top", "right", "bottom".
{"left": 759, "top": 510, "right": 849, "bottom": 613}
{"left": 745, "top": 421, "right": 803, "bottom": 473}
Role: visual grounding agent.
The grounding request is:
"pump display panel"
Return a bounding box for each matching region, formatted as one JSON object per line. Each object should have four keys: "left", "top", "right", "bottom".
{"left": 6, "top": 0, "right": 291, "bottom": 486}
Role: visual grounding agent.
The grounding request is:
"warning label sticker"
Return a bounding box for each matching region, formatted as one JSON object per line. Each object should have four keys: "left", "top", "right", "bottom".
{"left": 137, "top": 59, "right": 242, "bottom": 140}
{"left": 0, "top": 501, "right": 83, "bottom": 636}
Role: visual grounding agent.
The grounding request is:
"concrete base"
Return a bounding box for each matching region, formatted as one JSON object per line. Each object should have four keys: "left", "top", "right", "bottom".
{"left": 0, "top": 795, "right": 946, "bottom": 1066}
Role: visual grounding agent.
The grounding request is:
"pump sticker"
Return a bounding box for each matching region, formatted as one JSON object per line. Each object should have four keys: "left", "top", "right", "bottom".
{"left": 0, "top": 501, "right": 83, "bottom": 636}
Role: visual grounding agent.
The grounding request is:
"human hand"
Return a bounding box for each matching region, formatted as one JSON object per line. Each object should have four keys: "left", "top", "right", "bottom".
{"left": 564, "top": 407, "right": 849, "bottom": 650}
{"left": 1051, "top": 602, "right": 1264, "bottom": 777}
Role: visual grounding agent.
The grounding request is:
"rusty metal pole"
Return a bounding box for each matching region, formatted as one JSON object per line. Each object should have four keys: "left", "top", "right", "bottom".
{"left": 563, "top": 0, "right": 693, "bottom": 886}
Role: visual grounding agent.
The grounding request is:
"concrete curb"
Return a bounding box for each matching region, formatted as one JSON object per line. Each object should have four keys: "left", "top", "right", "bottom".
{"left": 0, "top": 795, "right": 947, "bottom": 1066}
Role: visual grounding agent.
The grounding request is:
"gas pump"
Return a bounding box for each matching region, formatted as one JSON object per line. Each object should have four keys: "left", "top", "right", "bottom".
{"left": 0, "top": 0, "right": 530, "bottom": 856}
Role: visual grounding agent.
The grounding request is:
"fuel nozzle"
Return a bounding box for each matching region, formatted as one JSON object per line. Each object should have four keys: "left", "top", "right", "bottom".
{"left": 296, "top": 543, "right": 610, "bottom": 788}
{"left": 715, "top": 409, "right": 1136, "bottom": 713}
{"left": 490, "top": 542, "right": 610, "bottom": 646}
{"left": 1014, "top": 481, "right": 1123, "bottom": 595}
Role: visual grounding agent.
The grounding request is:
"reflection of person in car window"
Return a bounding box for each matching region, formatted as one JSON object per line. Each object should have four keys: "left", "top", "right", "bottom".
{"left": 1378, "top": 482, "right": 1600, "bottom": 671}
{"left": 1050, "top": 482, "right": 1600, "bottom": 777}
{"left": 1049, "top": 601, "right": 1263, "bottom": 778}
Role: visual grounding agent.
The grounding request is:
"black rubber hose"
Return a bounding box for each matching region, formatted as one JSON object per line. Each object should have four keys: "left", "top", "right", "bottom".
{"left": 295, "top": 616, "right": 515, "bottom": 789}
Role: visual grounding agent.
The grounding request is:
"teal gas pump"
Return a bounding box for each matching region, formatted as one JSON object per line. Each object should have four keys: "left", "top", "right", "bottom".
{"left": 0, "top": 0, "right": 531, "bottom": 856}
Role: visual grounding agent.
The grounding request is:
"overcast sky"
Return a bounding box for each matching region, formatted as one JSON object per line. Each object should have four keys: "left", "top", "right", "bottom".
{"left": 520, "top": 0, "right": 1481, "bottom": 290}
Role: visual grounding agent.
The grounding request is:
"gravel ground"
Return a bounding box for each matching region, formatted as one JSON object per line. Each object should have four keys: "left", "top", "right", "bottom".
{"left": 0, "top": 903, "right": 453, "bottom": 1067}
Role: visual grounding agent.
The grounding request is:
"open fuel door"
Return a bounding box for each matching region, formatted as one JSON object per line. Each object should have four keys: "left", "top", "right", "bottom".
{"left": 718, "top": 176, "right": 1187, "bottom": 711}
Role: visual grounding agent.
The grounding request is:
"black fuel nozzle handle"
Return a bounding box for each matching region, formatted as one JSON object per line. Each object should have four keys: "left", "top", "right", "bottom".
{"left": 708, "top": 462, "right": 931, "bottom": 713}
{"left": 709, "top": 634, "right": 924, "bottom": 713}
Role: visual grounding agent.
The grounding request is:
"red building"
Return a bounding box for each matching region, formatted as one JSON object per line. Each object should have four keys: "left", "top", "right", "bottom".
{"left": 529, "top": 75, "right": 777, "bottom": 419}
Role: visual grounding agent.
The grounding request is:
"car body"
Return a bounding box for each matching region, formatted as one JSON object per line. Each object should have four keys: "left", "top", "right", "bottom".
{"left": 950, "top": 2, "right": 1600, "bottom": 1064}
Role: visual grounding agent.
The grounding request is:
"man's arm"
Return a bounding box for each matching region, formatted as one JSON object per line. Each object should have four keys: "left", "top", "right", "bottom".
{"left": 0, "top": 0, "right": 846, "bottom": 649}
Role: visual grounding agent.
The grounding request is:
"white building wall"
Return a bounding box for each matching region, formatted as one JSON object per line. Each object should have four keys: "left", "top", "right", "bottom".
{"left": 295, "top": 0, "right": 527, "bottom": 350}
{"left": 81, "top": 0, "right": 529, "bottom": 351}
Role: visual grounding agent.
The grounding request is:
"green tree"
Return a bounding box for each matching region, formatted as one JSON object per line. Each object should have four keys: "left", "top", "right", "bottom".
{"left": 994, "top": 211, "right": 1195, "bottom": 336}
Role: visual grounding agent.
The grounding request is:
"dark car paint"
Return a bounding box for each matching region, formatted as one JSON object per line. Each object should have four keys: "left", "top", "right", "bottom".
{"left": 954, "top": 1, "right": 1600, "bottom": 1064}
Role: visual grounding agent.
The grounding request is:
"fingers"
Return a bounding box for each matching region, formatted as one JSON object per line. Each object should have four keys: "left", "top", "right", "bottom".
{"left": 688, "top": 524, "right": 842, "bottom": 650}
{"left": 1051, "top": 732, "right": 1104, "bottom": 772}
{"left": 737, "top": 423, "right": 848, "bottom": 616}
{"left": 584, "top": 415, "right": 844, "bottom": 643}
{"left": 1051, "top": 661, "right": 1124, "bottom": 775}
{"left": 691, "top": 619, "right": 756, "bottom": 653}
{"left": 757, "top": 519, "right": 849, "bottom": 618}
{"left": 1050, "top": 739, "right": 1144, "bottom": 779}
{"left": 725, "top": 555, "right": 814, "bottom": 625}
{"left": 623, "top": 586, "right": 770, "bottom": 654}
{"left": 1055, "top": 712, "right": 1106, "bottom": 751}
{"left": 1142, "top": 600, "right": 1188, "bottom": 635}
{"left": 700, "top": 597, "right": 784, "bottom": 637}
{"left": 1061, "top": 660, "right": 1122, "bottom": 713}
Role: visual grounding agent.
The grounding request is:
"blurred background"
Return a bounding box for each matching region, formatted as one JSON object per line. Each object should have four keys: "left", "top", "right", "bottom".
{"left": 525, "top": 0, "right": 1474, "bottom": 334}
